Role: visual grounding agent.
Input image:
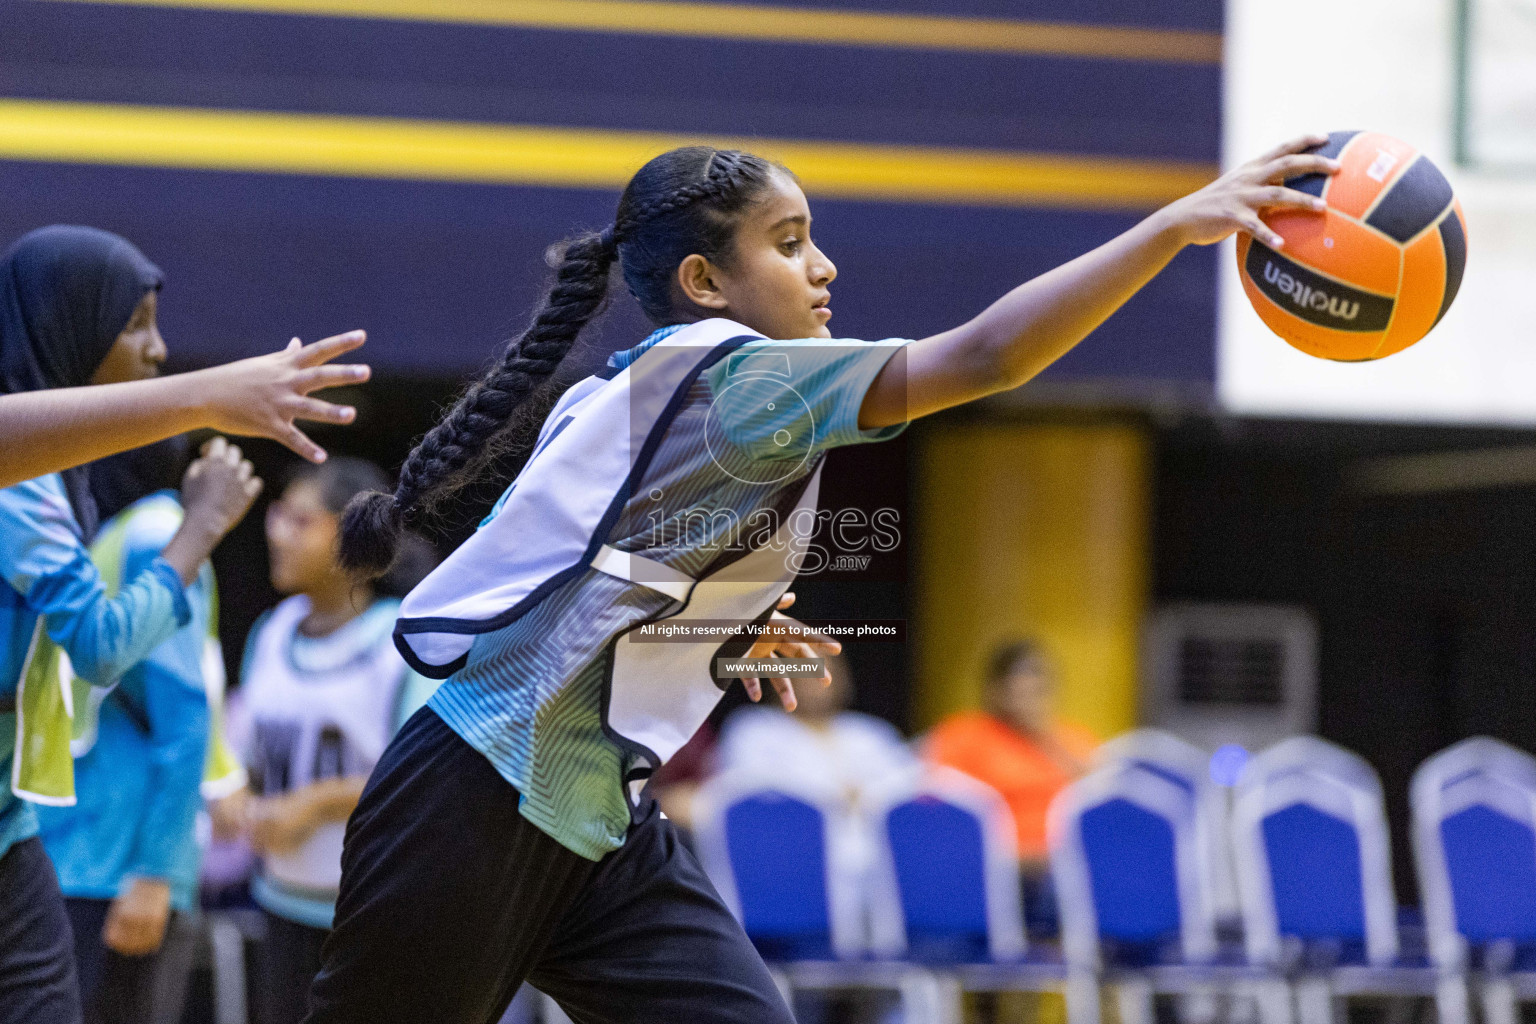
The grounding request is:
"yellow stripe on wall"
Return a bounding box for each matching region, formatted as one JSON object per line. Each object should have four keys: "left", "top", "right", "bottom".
{"left": 42, "top": 0, "right": 1223, "bottom": 64}
{"left": 0, "top": 99, "right": 1215, "bottom": 210}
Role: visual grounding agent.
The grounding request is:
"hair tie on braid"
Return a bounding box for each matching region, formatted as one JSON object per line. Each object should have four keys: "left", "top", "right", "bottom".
{"left": 599, "top": 224, "right": 618, "bottom": 250}
{"left": 339, "top": 490, "right": 406, "bottom": 576}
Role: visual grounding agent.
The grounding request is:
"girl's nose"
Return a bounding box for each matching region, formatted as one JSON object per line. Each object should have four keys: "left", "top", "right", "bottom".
{"left": 809, "top": 245, "right": 836, "bottom": 286}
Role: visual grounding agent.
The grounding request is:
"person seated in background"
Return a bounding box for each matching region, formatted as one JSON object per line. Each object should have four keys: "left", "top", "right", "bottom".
{"left": 715, "top": 652, "right": 914, "bottom": 803}
{"left": 215, "top": 458, "right": 439, "bottom": 1024}
{"left": 37, "top": 436, "right": 241, "bottom": 1024}
{"left": 923, "top": 638, "right": 1098, "bottom": 932}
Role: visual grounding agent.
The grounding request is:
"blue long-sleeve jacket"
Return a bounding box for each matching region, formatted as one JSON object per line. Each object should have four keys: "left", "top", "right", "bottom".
{"left": 37, "top": 493, "right": 211, "bottom": 909}
{"left": 0, "top": 476, "right": 189, "bottom": 860}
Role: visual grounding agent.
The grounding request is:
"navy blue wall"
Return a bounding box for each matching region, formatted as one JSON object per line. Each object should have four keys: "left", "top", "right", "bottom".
{"left": 1, "top": 0, "right": 1222, "bottom": 382}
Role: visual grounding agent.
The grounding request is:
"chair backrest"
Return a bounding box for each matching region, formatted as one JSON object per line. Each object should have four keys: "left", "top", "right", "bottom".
{"left": 1049, "top": 759, "right": 1216, "bottom": 967}
{"left": 1411, "top": 736, "right": 1536, "bottom": 966}
{"left": 1233, "top": 735, "right": 1398, "bottom": 967}
{"left": 1094, "top": 728, "right": 1239, "bottom": 921}
{"left": 694, "top": 769, "right": 863, "bottom": 959}
{"left": 1095, "top": 728, "right": 1209, "bottom": 792}
{"left": 865, "top": 765, "right": 1026, "bottom": 963}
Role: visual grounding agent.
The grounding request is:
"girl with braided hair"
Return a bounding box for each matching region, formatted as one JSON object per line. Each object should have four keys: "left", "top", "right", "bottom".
{"left": 311, "top": 139, "right": 1339, "bottom": 1024}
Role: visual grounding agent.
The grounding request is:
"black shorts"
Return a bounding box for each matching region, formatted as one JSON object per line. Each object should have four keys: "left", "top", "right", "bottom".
{"left": 0, "top": 837, "right": 81, "bottom": 1024}
{"left": 66, "top": 898, "right": 199, "bottom": 1024}
{"left": 305, "top": 706, "right": 794, "bottom": 1024}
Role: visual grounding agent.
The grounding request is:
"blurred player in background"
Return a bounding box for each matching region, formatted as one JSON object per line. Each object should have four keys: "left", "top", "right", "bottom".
{"left": 217, "top": 458, "right": 437, "bottom": 1024}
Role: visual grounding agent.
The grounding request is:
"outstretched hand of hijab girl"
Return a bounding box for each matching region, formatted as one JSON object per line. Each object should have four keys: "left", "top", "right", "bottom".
{"left": 740, "top": 591, "right": 842, "bottom": 713}
{"left": 0, "top": 330, "right": 369, "bottom": 488}
{"left": 170, "top": 331, "right": 370, "bottom": 463}
{"left": 0, "top": 223, "right": 368, "bottom": 487}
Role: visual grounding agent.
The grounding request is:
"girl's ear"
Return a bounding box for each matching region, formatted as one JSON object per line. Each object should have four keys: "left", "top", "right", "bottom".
{"left": 676, "top": 254, "right": 729, "bottom": 311}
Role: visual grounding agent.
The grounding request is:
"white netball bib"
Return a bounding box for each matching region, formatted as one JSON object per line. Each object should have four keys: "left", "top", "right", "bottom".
{"left": 395, "top": 318, "right": 825, "bottom": 793}
{"left": 603, "top": 464, "right": 821, "bottom": 796}
{"left": 243, "top": 596, "right": 405, "bottom": 891}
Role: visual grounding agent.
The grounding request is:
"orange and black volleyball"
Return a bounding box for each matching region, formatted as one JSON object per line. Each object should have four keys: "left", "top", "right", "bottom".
{"left": 1238, "top": 130, "right": 1468, "bottom": 361}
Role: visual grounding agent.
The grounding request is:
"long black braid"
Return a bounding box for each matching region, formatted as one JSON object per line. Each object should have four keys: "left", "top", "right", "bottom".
{"left": 340, "top": 146, "right": 781, "bottom": 577}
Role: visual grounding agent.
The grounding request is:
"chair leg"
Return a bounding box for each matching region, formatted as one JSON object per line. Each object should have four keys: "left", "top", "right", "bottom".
{"left": 897, "top": 968, "right": 962, "bottom": 1024}
{"left": 1114, "top": 976, "right": 1153, "bottom": 1024}
{"left": 1254, "top": 977, "right": 1294, "bottom": 1024}
{"left": 1481, "top": 976, "right": 1518, "bottom": 1024}
{"left": 934, "top": 972, "right": 964, "bottom": 1024}
{"left": 1178, "top": 986, "right": 1221, "bottom": 1024}
{"left": 1434, "top": 973, "right": 1471, "bottom": 1024}
{"left": 1294, "top": 977, "right": 1334, "bottom": 1024}
{"left": 1066, "top": 968, "right": 1101, "bottom": 1024}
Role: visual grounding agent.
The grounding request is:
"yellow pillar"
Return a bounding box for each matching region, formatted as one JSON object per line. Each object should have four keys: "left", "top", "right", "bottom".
{"left": 912, "top": 421, "right": 1149, "bottom": 738}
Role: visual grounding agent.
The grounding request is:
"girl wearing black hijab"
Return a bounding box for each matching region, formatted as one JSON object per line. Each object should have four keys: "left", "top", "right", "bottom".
{"left": 0, "top": 226, "right": 261, "bottom": 1024}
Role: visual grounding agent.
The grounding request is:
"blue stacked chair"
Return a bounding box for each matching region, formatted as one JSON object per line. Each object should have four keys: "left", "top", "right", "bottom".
{"left": 1233, "top": 736, "right": 1435, "bottom": 1024}
{"left": 1093, "top": 729, "right": 1241, "bottom": 927}
{"left": 1412, "top": 736, "right": 1536, "bottom": 1024}
{"left": 866, "top": 766, "right": 1060, "bottom": 1013}
{"left": 693, "top": 769, "right": 950, "bottom": 1024}
{"left": 1049, "top": 758, "right": 1227, "bottom": 1024}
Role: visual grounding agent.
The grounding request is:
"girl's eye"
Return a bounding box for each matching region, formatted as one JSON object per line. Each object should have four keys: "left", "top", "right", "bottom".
{"left": 781, "top": 238, "right": 802, "bottom": 254}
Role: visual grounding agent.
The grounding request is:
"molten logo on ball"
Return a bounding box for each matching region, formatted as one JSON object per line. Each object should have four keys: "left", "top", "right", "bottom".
{"left": 1262, "top": 260, "right": 1361, "bottom": 322}
{"left": 1244, "top": 240, "right": 1394, "bottom": 334}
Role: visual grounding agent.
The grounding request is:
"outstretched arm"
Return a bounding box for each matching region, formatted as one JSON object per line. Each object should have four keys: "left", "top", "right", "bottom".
{"left": 859, "top": 136, "right": 1339, "bottom": 429}
{"left": 0, "top": 331, "right": 369, "bottom": 487}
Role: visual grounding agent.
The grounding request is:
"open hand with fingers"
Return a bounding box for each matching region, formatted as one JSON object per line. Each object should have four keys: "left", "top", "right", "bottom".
{"left": 740, "top": 592, "right": 843, "bottom": 713}
{"left": 195, "top": 330, "right": 371, "bottom": 464}
{"left": 1158, "top": 133, "right": 1342, "bottom": 251}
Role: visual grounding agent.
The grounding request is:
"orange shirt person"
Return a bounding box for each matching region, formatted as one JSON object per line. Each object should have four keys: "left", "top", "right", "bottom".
{"left": 925, "top": 639, "right": 1098, "bottom": 866}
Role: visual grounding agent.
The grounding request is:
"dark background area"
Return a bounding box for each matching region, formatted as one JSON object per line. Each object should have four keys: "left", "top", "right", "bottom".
{"left": 1154, "top": 413, "right": 1536, "bottom": 903}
